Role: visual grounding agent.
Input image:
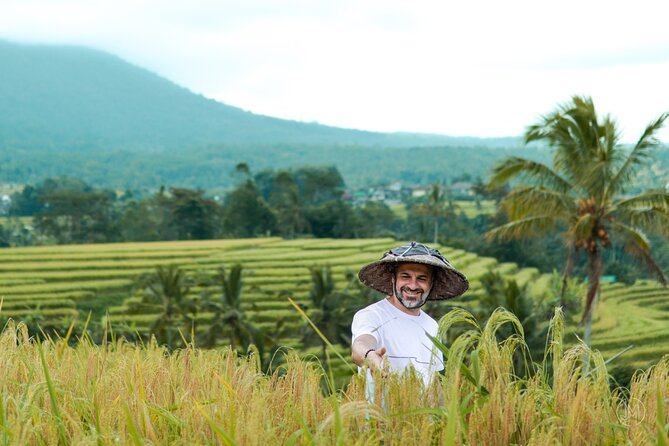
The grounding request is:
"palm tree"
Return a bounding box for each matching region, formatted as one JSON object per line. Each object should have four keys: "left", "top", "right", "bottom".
{"left": 302, "top": 266, "right": 359, "bottom": 360}
{"left": 411, "top": 183, "right": 455, "bottom": 244}
{"left": 133, "top": 265, "right": 197, "bottom": 348}
{"left": 201, "top": 264, "right": 264, "bottom": 354}
{"left": 487, "top": 95, "right": 669, "bottom": 348}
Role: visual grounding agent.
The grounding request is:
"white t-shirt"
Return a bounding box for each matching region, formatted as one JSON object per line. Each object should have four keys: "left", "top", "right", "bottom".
{"left": 351, "top": 298, "right": 444, "bottom": 386}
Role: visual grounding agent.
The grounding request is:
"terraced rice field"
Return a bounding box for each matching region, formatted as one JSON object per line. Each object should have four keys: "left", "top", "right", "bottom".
{"left": 0, "top": 237, "right": 667, "bottom": 371}
{"left": 591, "top": 281, "right": 669, "bottom": 369}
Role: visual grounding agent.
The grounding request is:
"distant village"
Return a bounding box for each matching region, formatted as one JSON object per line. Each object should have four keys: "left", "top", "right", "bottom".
{"left": 344, "top": 181, "right": 476, "bottom": 206}
{"left": 0, "top": 181, "right": 480, "bottom": 217}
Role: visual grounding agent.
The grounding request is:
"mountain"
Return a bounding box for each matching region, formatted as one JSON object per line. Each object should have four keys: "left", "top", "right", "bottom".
{"left": 0, "top": 40, "right": 520, "bottom": 151}
{"left": 0, "top": 40, "right": 539, "bottom": 189}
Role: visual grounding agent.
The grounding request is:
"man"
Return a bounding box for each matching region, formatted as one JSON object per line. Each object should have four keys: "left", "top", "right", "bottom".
{"left": 351, "top": 241, "right": 468, "bottom": 386}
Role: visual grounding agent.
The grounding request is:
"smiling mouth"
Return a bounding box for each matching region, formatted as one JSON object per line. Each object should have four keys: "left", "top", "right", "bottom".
{"left": 402, "top": 288, "right": 423, "bottom": 298}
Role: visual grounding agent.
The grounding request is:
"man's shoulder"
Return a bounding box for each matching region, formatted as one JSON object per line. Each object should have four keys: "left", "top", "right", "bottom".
{"left": 419, "top": 310, "right": 440, "bottom": 329}
{"left": 353, "top": 299, "right": 392, "bottom": 322}
{"left": 356, "top": 298, "right": 390, "bottom": 314}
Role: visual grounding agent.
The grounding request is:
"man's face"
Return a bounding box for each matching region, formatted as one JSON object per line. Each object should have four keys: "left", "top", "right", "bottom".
{"left": 392, "top": 263, "right": 433, "bottom": 309}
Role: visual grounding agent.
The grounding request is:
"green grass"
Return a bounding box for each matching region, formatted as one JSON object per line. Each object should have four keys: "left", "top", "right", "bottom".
{"left": 388, "top": 200, "right": 497, "bottom": 219}
{"left": 0, "top": 216, "right": 32, "bottom": 225}
{"left": 455, "top": 199, "right": 497, "bottom": 218}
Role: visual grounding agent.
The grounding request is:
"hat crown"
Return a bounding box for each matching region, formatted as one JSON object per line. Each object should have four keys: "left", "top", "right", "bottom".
{"left": 385, "top": 242, "right": 450, "bottom": 265}
{"left": 358, "top": 241, "right": 469, "bottom": 301}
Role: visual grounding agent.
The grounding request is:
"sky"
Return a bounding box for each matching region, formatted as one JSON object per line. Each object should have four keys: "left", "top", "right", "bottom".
{"left": 1, "top": 0, "right": 669, "bottom": 142}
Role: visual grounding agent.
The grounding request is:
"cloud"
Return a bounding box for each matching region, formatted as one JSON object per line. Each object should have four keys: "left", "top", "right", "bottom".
{"left": 0, "top": 0, "right": 668, "bottom": 141}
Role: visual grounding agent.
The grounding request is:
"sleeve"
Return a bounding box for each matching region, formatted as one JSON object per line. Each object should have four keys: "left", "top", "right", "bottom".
{"left": 351, "top": 307, "right": 381, "bottom": 344}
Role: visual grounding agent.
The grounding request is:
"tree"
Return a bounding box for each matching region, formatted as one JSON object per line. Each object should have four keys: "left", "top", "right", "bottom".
{"left": 34, "top": 189, "right": 119, "bottom": 244}
{"left": 407, "top": 184, "right": 456, "bottom": 244}
{"left": 352, "top": 201, "right": 397, "bottom": 238}
{"left": 305, "top": 201, "right": 355, "bottom": 238}
{"left": 200, "top": 264, "right": 264, "bottom": 353}
{"left": 128, "top": 265, "right": 197, "bottom": 349}
{"left": 119, "top": 194, "right": 174, "bottom": 241}
{"left": 9, "top": 185, "right": 43, "bottom": 216}
{"left": 301, "top": 266, "right": 360, "bottom": 360}
{"left": 487, "top": 95, "right": 669, "bottom": 348}
{"left": 268, "top": 170, "right": 310, "bottom": 237}
{"left": 223, "top": 180, "right": 276, "bottom": 237}
{"left": 167, "top": 188, "right": 221, "bottom": 240}
{"left": 294, "top": 166, "right": 346, "bottom": 205}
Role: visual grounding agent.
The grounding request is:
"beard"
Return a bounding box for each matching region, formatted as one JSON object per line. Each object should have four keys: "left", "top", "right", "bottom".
{"left": 394, "top": 283, "right": 431, "bottom": 309}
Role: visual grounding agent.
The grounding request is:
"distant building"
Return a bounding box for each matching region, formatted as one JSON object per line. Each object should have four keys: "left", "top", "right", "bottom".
{"left": 410, "top": 186, "right": 431, "bottom": 198}
{"left": 0, "top": 194, "right": 11, "bottom": 215}
{"left": 448, "top": 181, "right": 475, "bottom": 197}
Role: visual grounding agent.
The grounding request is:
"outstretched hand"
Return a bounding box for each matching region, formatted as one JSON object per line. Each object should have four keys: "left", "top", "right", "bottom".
{"left": 366, "top": 346, "right": 387, "bottom": 370}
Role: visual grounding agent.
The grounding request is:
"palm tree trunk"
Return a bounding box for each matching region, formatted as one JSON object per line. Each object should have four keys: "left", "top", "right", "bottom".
{"left": 582, "top": 249, "right": 602, "bottom": 371}
{"left": 582, "top": 290, "right": 597, "bottom": 366}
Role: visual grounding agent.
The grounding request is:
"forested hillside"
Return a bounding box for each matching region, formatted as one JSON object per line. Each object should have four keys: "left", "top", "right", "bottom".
{"left": 0, "top": 39, "right": 533, "bottom": 189}
{"left": 2, "top": 40, "right": 668, "bottom": 190}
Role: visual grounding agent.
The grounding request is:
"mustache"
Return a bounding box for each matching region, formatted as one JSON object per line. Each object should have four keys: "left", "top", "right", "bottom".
{"left": 400, "top": 285, "right": 425, "bottom": 294}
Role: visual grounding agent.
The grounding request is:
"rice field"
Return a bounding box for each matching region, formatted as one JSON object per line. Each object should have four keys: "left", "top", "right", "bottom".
{"left": 1, "top": 237, "right": 669, "bottom": 374}
{"left": 1, "top": 309, "right": 669, "bottom": 444}
{"left": 590, "top": 281, "right": 669, "bottom": 369}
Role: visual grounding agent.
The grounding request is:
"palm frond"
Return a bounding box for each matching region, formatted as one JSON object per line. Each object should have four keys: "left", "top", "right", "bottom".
{"left": 598, "top": 115, "right": 620, "bottom": 158}
{"left": 220, "top": 264, "right": 244, "bottom": 307}
{"left": 488, "top": 157, "right": 571, "bottom": 192}
{"left": 568, "top": 213, "right": 598, "bottom": 242}
{"left": 526, "top": 96, "right": 607, "bottom": 187}
{"left": 485, "top": 215, "right": 559, "bottom": 240}
{"left": 577, "top": 159, "right": 617, "bottom": 202}
{"left": 610, "top": 204, "right": 669, "bottom": 237}
{"left": 615, "top": 189, "right": 669, "bottom": 209}
{"left": 610, "top": 221, "right": 668, "bottom": 285}
{"left": 634, "top": 112, "right": 669, "bottom": 150}
{"left": 500, "top": 186, "right": 574, "bottom": 220}
{"left": 608, "top": 112, "right": 668, "bottom": 196}
{"left": 609, "top": 220, "right": 651, "bottom": 250}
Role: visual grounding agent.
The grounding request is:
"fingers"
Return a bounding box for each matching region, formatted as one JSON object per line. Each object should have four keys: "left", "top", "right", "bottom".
{"left": 367, "top": 347, "right": 386, "bottom": 370}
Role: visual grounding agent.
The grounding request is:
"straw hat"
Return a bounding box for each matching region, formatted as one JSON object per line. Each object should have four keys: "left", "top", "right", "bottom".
{"left": 358, "top": 242, "right": 469, "bottom": 301}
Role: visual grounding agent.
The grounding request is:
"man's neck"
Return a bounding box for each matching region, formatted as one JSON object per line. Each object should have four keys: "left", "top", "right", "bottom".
{"left": 387, "top": 295, "right": 421, "bottom": 316}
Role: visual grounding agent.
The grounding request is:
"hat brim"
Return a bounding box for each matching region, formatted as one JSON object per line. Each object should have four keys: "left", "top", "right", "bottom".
{"left": 358, "top": 254, "right": 469, "bottom": 301}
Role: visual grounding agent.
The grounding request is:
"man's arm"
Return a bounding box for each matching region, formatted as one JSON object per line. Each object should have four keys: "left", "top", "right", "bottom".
{"left": 351, "top": 334, "right": 386, "bottom": 369}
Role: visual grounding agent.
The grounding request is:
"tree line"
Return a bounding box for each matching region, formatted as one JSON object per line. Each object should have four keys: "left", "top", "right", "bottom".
{"left": 4, "top": 164, "right": 393, "bottom": 243}
{"left": 2, "top": 163, "right": 500, "bottom": 246}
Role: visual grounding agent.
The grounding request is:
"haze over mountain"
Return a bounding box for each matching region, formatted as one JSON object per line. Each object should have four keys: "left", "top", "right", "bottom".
{"left": 0, "top": 40, "right": 521, "bottom": 151}
{"left": 0, "top": 39, "right": 540, "bottom": 189}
